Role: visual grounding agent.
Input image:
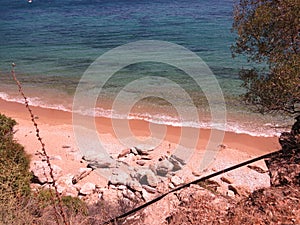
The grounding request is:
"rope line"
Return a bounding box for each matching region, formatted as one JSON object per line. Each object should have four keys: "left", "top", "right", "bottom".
{"left": 103, "top": 149, "right": 282, "bottom": 224}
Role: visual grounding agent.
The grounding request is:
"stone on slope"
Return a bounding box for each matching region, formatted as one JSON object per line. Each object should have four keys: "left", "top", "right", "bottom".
{"left": 126, "top": 180, "right": 143, "bottom": 192}
{"left": 171, "top": 175, "right": 184, "bottom": 186}
{"left": 156, "top": 159, "right": 174, "bottom": 176}
{"left": 228, "top": 185, "right": 250, "bottom": 198}
{"left": 72, "top": 168, "right": 92, "bottom": 184}
{"left": 192, "top": 171, "right": 201, "bottom": 177}
{"left": 50, "top": 155, "right": 62, "bottom": 161}
{"left": 65, "top": 186, "right": 79, "bottom": 197}
{"left": 220, "top": 176, "right": 234, "bottom": 184}
{"left": 118, "top": 149, "right": 131, "bottom": 158}
{"left": 170, "top": 154, "right": 187, "bottom": 165}
{"left": 79, "top": 182, "right": 96, "bottom": 195}
{"left": 168, "top": 156, "right": 183, "bottom": 171}
{"left": 57, "top": 174, "right": 74, "bottom": 187}
{"left": 31, "top": 161, "right": 62, "bottom": 184}
{"left": 135, "top": 169, "right": 158, "bottom": 187}
{"left": 109, "top": 170, "right": 130, "bottom": 186}
{"left": 122, "top": 189, "right": 135, "bottom": 200}
{"left": 136, "top": 160, "right": 146, "bottom": 166}
{"left": 83, "top": 155, "right": 116, "bottom": 169}
{"left": 87, "top": 160, "right": 114, "bottom": 169}
{"left": 130, "top": 147, "right": 139, "bottom": 155}
{"left": 141, "top": 189, "right": 152, "bottom": 201}
{"left": 142, "top": 185, "right": 157, "bottom": 194}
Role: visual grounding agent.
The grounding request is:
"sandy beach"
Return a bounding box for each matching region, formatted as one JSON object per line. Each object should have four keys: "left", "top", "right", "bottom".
{"left": 0, "top": 98, "right": 280, "bottom": 187}
{"left": 0, "top": 98, "right": 280, "bottom": 151}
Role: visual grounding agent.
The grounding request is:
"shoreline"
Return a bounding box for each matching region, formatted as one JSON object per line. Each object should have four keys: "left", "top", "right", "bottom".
{"left": 0, "top": 98, "right": 280, "bottom": 157}
{"left": 0, "top": 88, "right": 289, "bottom": 138}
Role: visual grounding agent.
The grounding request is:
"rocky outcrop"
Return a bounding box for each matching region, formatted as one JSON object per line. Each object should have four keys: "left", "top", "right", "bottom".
{"left": 31, "top": 163, "right": 98, "bottom": 198}
{"left": 229, "top": 117, "right": 300, "bottom": 225}
{"left": 266, "top": 116, "right": 300, "bottom": 186}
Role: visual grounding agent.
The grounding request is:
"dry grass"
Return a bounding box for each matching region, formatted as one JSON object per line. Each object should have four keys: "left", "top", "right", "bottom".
{"left": 166, "top": 184, "right": 300, "bottom": 225}
{"left": 228, "top": 185, "right": 300, "bottom": 224}
{"left": 166, "top": 185, "right": 233, "bottom": 224}
{"left": 0, "top": 190, "right": 144, "bottom": 225}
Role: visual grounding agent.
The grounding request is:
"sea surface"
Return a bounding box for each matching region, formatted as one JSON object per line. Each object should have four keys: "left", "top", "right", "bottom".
{"left": 0, "top": 0, "right": 293, "bottom": 136}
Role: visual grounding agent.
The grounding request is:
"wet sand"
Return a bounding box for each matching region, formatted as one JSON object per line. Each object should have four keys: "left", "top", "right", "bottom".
{"left": 0, "top": 98, "right": 280, "bottom": 157}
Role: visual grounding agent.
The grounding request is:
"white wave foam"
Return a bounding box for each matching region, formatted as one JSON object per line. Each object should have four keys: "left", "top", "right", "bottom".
{"left": 0, "top": 91, "right": 70, "bottom": 112}
{"left": 0, "top": 91, "right": 283, "bottom": 137}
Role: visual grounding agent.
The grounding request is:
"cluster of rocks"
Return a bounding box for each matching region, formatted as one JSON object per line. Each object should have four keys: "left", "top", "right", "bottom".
{"left": 31, "top": 161, "right": 98, "bottom": 197}
{"left": 31, "top": 144, "right": 102, "bottom": 198}
{"left": 30, "top": 139, "right": 273, "bottom": 205}
{"left": 30, "top": 144, "right": 189, "bottom": 204}
{"left": 82, "top": 146, "right": 188, "bottom": 201}
{"left": 85, "top": 146, "right": 186, "bottom": 172}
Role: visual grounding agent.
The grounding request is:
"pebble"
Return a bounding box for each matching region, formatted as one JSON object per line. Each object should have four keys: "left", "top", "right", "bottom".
{"left": 118, "top": 149, "right": 131, "bottom": 158}
{"left": 50, "top": 155, "right": 62, "bottom": 161}
{"left": 136, "top": 160, "right": 146, "bottom": 166}
{"left": 142, "top": 185, "right": 157, "bottom": 194}
{"left": 227, "top": 190, "right": 235, "bottom": 197}
{"left": 169, "top": 182, "right": 175, "bottom": 189}
{"left": 220, "top": 176, "right": 234, "bottom": 184}
{"left": 192, "top": 171, "right": 201, "bottom": 177}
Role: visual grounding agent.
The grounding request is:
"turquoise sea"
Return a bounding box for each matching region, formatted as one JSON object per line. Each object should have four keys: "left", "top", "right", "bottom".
{"left": 0, "top": 0, "right": 292, "bottom": 136}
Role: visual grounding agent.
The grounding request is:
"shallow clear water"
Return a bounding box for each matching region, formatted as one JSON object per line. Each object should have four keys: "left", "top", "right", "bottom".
{"left": 0, "top": 0, "right": 293, "bottom": 136}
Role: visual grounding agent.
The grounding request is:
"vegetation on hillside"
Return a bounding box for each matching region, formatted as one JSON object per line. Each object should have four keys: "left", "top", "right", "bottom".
{"left": 0, "top": 114, "right": 89, "bottom": 224}
{"left": 0, "top": 113, "right": 143, "bottom": 224}
{"left": 0, "top": 114, "right": 32, "bottom": 223}
{"left": 232, "top": 0, "right": 300, "bottom": 114}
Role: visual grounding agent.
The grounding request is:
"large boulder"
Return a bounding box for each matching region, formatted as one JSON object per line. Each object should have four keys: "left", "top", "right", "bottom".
{"left": 135, "top": 169, "right": 158, "bottom": 187}
{"left": 109, "top": 169, "right": 130, "bottom": 186}
{"left": 156, "top": 159, "right": 174, "bottom": 176}
{"left": 83, "top": 155, "right": 116, "bottom": 169}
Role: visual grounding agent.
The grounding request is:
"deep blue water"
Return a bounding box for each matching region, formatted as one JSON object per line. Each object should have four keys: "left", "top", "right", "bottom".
{"left": 0, "top": 0, "right": 236, "bottom": 75}
{"left": 0, "top": 0, "right": 291, "bottom": 136}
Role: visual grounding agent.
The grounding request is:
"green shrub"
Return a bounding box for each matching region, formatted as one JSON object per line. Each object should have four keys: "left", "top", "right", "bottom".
{"left": 0, "top": 114, "right": 90, "bottom": 224}
{"left": 0, "top": 114, "right": 31, "bottom": 198}
{"left": 0, "top": 114, "right": 16, "bottom": 138}
{"left": 0, "top": 114, "right": 32, "bottom": 223}
{"left": 36, "top": 189, "right": 88, "bottom": 216}
{"left": 62, "top": 196, "right": 88, "bottom": 215}
{"left": 35, "top": 189, "right": 54, "bottom": 208}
